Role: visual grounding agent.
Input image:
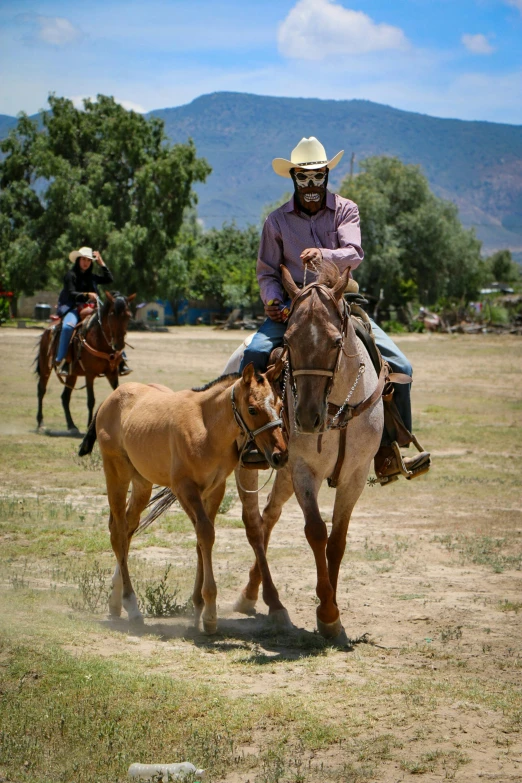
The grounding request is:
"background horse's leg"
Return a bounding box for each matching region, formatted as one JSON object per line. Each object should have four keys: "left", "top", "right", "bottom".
{"left": 234, "top": 466, "right": 293, "bottom": 627}
{"left": 36, "top": 334, "right": 52, "bottom": 430}
{"left": 105, "top": 457, "right": 143, "bottom": 622}
{"left": 108, "top": 472, "right": 153, "bottom": 618}
{"left": 293, "top": 467, "right": 345, "bottom": 641}
{"left": 86, "top": 376, "right": 96, "bottom": 427}
{"left": 61, "top": 374, "right": 78, "bottom": 432}
{"left": 176, "top": 479, "right": 218, "bottom": 634}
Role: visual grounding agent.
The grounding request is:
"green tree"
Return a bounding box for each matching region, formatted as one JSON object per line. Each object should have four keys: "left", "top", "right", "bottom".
{"left": 0, "top": 94, "right": 211, "bottom": 304}
{"left": 339, "top": 156, "right": 485, "bottom": 309}
{"left": 487, "top": 249, "right": 520, "bottom": 285}
{"left": 190, "top": 223, "right": 261, "bottom": 311}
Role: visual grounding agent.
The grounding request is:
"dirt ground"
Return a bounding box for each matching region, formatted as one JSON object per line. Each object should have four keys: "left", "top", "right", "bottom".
{"left": 0, "top": 326, "right": 521, "bottom": 783}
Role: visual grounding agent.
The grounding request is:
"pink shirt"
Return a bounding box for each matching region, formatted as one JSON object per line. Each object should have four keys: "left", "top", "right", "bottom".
{"left": 257, "top": 191, "right": 364, "bottom": 305}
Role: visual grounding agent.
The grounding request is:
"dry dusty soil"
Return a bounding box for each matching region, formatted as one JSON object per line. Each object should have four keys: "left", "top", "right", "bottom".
{"left": 0, "top": 326, "right": 521, "bottom": 783}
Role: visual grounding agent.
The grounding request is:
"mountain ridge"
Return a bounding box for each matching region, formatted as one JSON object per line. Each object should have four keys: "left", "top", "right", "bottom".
{"left": 2, "top": 92, "right": 521, "bottom": 257}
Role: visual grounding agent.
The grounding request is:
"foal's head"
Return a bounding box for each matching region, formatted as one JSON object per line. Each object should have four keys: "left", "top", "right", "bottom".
{"left": 281, "top": 261, "right": 351, "bottom": 433}
{"left": 101, "top": 291, "right": 136, "bottom": 351}
{"left": 237, "top": 361, "right": 288, "bottom": 469}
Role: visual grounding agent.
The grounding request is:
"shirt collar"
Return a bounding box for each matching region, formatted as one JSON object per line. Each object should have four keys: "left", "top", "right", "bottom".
{"left": 284, "top": 190, "right": 336, "bottom": 214}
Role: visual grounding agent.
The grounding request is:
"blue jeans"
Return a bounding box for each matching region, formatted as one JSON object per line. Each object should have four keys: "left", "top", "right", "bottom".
{"left": 240, "top": 316, "right": 412, "bottom": 434}
{"left": 56, "top": 309, "right": 79, "bottom": 362}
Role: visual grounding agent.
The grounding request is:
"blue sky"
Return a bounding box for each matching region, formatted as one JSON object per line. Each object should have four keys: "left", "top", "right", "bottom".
{"left": 0, "top": 0, "right": 521, "bottom": 124}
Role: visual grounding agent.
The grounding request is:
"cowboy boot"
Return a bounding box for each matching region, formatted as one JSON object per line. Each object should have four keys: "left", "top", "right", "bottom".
{"left": 119, "top": 360, "right": 133, "bottom": 376}
{"left": 374, "top": 442, "right": 431, "bottom": 486}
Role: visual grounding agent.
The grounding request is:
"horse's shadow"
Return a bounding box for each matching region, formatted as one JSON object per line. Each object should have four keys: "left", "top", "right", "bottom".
{"left": 39, "top": 427, "right": 84, "bottom": 438}
{"left": 97, "top": 612, "right": 372, "bottom": 661}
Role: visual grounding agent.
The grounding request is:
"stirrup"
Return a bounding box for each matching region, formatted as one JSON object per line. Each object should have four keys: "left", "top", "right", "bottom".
{"left": 374, "top": 440, "right": 431, "bottom": 486}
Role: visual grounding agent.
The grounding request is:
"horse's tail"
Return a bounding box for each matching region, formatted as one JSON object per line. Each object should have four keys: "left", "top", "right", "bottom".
{"left": 78, "top": 410, "right": 99, "bottom": 456}
{"left": 135, "top": 487, "right": 177, "bottom": 536}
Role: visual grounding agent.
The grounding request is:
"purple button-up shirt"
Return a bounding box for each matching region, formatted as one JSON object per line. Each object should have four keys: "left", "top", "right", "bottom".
{"left": 257, "top": 190, "right": 364, "bottom": 305}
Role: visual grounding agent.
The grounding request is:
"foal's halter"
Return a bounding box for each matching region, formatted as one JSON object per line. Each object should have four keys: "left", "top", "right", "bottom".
{"left": 230, "top": 383, "right": 283, "bottom": 493}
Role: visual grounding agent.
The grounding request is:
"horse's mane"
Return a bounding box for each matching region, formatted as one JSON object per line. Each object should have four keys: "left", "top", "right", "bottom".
{"left": 316, "top": 259, "right": 341, "bottom": 289}
{"left": 192, "top": 372, "right": 240, "bottom": 392}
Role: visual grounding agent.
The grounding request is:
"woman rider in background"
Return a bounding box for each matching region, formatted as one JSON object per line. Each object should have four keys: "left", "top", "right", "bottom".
{"left": 55, "top": 246, "right": 131, "bottom": 376}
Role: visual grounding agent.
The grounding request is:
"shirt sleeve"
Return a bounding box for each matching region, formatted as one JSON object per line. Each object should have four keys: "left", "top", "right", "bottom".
{"left": 320, "top": 202, "right": 364, "bottom": 272}
{"left": 62, "top": 270, "right": 89, "bottom": 305}
{"left": 92, "top": 265, "right": 114, "bottom": 286}
{"left": 256, "top": 216, "right": 286, "bottom": 305}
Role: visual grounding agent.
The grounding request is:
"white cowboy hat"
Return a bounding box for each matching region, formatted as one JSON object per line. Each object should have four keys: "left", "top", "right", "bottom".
{"left": 272, "top": 136, "right": 344, "bottom": 178}
{"left": 69, "top": 246, "right": 95, "bottom": 263}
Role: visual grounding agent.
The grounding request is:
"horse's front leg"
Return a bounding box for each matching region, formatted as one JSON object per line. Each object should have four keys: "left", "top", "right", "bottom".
{"left": 327, "top": 467, "right": 369, "bottom": 607}
{"left": 176, "top": 479, "right": 218, "bottom": 635}
{"left": 293, "top": 466, "right": 343, "bottom": 641}
{"left": 234, "top": 466, "right": 293, "bottom": 627}
{"left": 61, "top": 374, "right": 78, "bottom": 432}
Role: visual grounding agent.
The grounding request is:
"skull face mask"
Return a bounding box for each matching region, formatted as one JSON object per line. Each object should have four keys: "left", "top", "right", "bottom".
{"left": 291, "top": 166, "right": 329, "bottom": 215}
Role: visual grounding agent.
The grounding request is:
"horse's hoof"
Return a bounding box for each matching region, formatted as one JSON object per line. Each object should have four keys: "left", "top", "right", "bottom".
{"left": 203, "top": 619, "right": 218, "bottom": 635}
{"left": 108, "top": 605, "right": 122, "bottom": 618}
{"left": 233, "top": 594, "right": 257, "bottom": 615}
{"left": 67, "top": 427, "right": 82, "bottom": 438}
{"left": 268, "top": 608, "right": 293, "bottom": 630}
{"left": 317, "top": 616, "right": 345, "bottom": 640}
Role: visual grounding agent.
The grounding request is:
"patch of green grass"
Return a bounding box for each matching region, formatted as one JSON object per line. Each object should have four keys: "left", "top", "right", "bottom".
{"left": 432, "top": 533, "right": 522, "bottom": 573}
{"left": 498, "top": 599, "right": 522, "bottom": 613}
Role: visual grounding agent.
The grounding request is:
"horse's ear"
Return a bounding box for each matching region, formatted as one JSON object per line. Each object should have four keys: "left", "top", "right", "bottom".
{"left": 242, "top": 362, "right": 255, "bottom": 385}
{"left": 127, "top": 293, "right": 137, "bottom": 302}
{"left": 281, "top": 265, "right": 300, "bottom": 300}
{"left": 332, "top": 267, "right": 352, "bottom": 300}
{"left": 105, "top": 290, "right": 115, "bottom": 303}
{"left": 266, "top": 357, "right": 284, "bottom": 384}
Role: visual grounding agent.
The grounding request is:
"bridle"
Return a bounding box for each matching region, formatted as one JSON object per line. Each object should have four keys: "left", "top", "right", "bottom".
{"left": 230, "top": 382, "right": 283, "bottom": 493}
{"left": 77, "top": 295, "right": 130, "bottom": 374}
{"left": 282, "top": 282, "right": 385, "bottom": 433}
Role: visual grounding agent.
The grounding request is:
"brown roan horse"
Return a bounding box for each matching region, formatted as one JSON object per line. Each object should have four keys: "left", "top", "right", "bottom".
{"left": 78, "top": 362, "right": 288, "bottom": 633}
{"left": 233, "top": 262, "right": 385, "bottom": 644}
{"left": 36, "top": 291, "right": 135, "bottom": 433}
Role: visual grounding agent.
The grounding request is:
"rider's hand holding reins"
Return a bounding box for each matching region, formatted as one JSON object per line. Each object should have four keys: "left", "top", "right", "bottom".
{"left": 301, "top": 248, "right": 322, "bottom": 267}
{"left": 87, "top": 292, "right": 98, "bottom": 301}
{"left": 265, "top": 299, "right": 284, "bottom": 322}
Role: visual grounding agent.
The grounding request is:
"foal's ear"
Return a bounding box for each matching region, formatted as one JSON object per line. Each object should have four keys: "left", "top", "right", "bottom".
{"left": 242, "top": 362, "right": 255, "bottom": 385}
{"left": 281, "top": 265, "right": 300, "bottom": 300}
{"left": 332, "top": 267, "right": 352, "bottom": 300}
{"left": 266, "top": 357, "right": 284, "bottom": 384}
{"left": 105, "top": 290, "right": 115, "bottom": 303}
{"left": 127, "top": 293, "right": 137, "bottom": 302}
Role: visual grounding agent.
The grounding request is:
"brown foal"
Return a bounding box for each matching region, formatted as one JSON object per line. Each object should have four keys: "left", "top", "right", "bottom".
{"left": 78, "top": 363, "right": 288, "bottom": 633}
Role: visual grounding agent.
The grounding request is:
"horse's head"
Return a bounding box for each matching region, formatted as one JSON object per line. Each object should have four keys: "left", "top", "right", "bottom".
{"left": 236, "top": 360, "right": 288, "bottom": 469}
{"left": 281, "top": 261, "right": 351, "bottom": 434}
{"left": 102, "top": 291, "right": 136, "bottom": 351}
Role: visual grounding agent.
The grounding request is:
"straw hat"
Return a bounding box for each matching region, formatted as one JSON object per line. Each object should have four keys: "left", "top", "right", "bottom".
{"left": 69, "top": 246, "right": 94, "bottom": 263}
{"left": 272, "top": 136, "right": 344, "bottom": 178}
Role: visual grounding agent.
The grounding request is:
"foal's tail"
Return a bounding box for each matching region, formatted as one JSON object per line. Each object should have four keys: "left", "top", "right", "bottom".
{"left": 136, "top": 487, "right": 177, "bottom": 536}
{"left": 78, "top": 410, "right": 99, "bottom": 456}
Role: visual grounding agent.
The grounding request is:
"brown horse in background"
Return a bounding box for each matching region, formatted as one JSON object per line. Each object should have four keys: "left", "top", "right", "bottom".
{"left": 78, "top": 363, "right": 287, "bottom": 633}
{"left": 36, "top": 291, "right": 135, "bottom": 434}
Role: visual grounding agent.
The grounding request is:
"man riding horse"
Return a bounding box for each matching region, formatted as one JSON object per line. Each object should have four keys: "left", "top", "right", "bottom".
{"left": 240, "top": 136, "right": 430, "bottom": 484}
{"left": 55, "top": 246, "right": 132, "bottom": 377}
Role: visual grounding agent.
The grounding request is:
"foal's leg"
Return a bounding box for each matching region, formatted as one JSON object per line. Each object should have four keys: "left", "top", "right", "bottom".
{"left": 105, "top": 457, "right": 142, "bottom": 622}
{"left": 176, "top": 479, "right": 218, "bottom": 634}
{"left": 293, "top": 466, "right": 344, "bottom": 640}
{"left": 234, "top": 466, "right": 293, "bottom": 626}
{"left": 189, "top": 483, "right": 227, "bottom": 629}
{"left": 61, "top": 374, "right": 78, "bottom": 432}
{"left": 109, "top": 473, "right": 153, "bottom": 617}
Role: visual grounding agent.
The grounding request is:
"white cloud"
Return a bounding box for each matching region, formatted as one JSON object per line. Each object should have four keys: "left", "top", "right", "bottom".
{"left": 278, "top": 0, "right": 409, "bottom": 60}
{"left": 36, "top": 16, "right": 80, "bottom": 47}
{"left": 505, "top": 1, "right": 522, "bottom": 13}
{"left": 462, "top": 33, "right": 495, "bottom": 55}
